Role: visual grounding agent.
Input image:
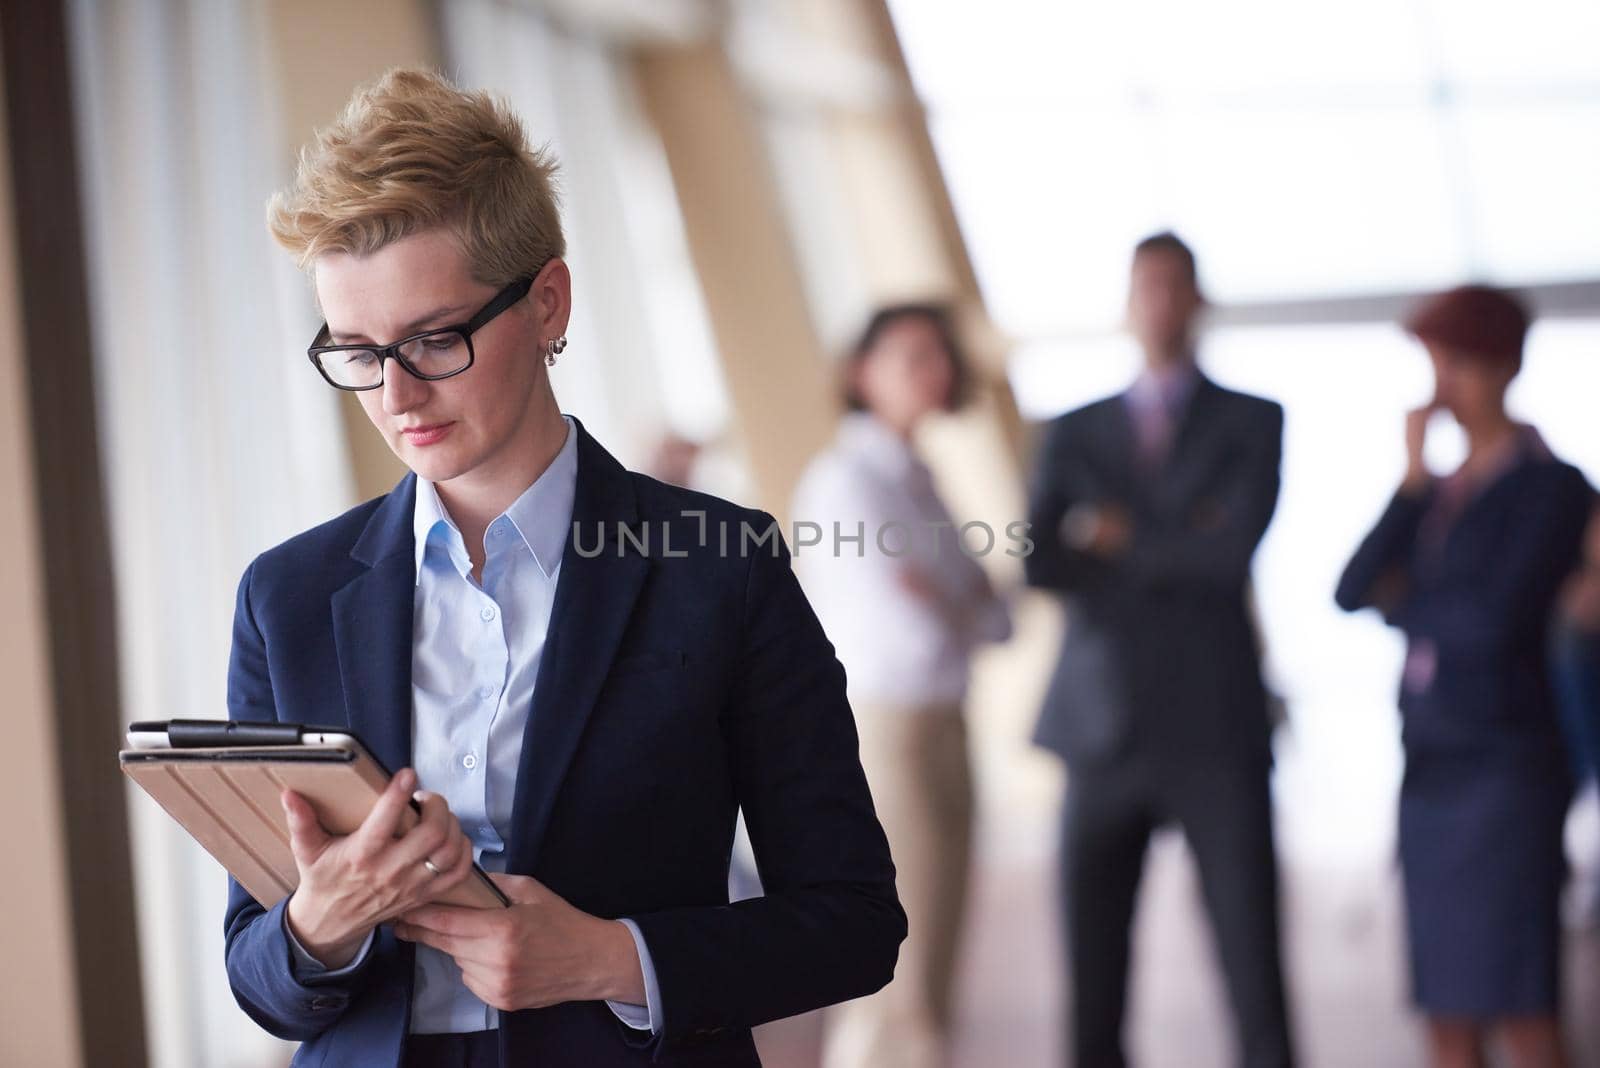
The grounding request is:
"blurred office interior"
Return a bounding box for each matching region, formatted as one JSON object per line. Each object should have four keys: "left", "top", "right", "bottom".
{"left": 1, "top": 1, "right": 1597, "bottom": 1065}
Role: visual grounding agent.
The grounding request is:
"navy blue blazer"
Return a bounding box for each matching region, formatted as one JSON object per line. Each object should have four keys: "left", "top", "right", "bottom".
{"left": 1024, "top": 375, "right": 1282, "bottom": 770}
{"left": 222, "top": 419, "right": 904, "bottom": 1067}
{"left": 1336, "top": 443, "right": 1593, "bottom": 752}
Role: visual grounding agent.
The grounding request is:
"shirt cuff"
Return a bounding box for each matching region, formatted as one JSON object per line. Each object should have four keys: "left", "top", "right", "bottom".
{"left": 604, "top": 918, "right": 661, "bottom": 1033}
{"left": 282, "top": 903, "right": 375, "bottom": 983}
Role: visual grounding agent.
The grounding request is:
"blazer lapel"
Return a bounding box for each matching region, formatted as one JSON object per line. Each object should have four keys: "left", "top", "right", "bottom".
{"left": 1167, "top": 375, "right": 1221, "bottom": 464}
{"left": 507, "top": 423, "right": 650, "bottom": 873}
{"left": 330, "top": 475, "right": 418, "bottom": 776}
{"left": 1099, "top": 396, "right": 1143, "bottom": 503}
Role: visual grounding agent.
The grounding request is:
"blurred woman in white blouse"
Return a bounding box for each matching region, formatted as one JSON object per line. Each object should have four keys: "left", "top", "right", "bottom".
{"left": 794, "top": 304, "right": 1012, "bottom": 1068}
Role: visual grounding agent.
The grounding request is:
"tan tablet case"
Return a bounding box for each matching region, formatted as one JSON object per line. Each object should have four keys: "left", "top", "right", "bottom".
{"left": 120, "top": 745, "right": 507, "bottom": 910}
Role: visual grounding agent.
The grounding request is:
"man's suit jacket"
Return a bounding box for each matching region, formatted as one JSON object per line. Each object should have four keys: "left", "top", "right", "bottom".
{"left": 223, "top": 419, "right": 905, "bottom": 1067}
{"left": 1024, "top": 375, "right": 1282, "bottom": 771}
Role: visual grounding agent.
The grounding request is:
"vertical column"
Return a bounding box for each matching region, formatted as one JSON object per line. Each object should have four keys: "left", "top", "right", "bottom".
{"left": 840, "top": 0, "right": 1032, "bottom": 552}
{"left": 0, "top": 43, "right": 82, "bottom": 1068}
{"left": 0, "top": 3, "right": 145, "bottom": 1065}
{"left": 808, "top": 0, "right": 1027, "bottom": 455}
{"left": 633, "top": 41, "right": 836, "bottom": 520}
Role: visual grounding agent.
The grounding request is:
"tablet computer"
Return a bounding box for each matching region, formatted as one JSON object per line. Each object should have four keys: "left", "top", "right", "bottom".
{"left": 120, "top": 719, "right": 509, "bottom": 911}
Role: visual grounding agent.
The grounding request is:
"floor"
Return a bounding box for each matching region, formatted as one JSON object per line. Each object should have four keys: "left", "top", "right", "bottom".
{"left": 754, "top": 799, "right": 1600, "bottom": 1068}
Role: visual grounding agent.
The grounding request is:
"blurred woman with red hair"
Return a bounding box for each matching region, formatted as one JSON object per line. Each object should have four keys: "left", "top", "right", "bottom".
{"left": 1337, "top": 286, "right": 1593, "bottom": 1068}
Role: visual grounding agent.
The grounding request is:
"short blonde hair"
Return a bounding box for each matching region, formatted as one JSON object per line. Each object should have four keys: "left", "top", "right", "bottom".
{"left": 267, "top": 68, "right": 564, "bottom": 286}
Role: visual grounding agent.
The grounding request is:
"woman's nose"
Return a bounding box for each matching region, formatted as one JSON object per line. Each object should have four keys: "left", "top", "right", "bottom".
{"left": 381, "top": 360, "right": 427, "bottom": 414}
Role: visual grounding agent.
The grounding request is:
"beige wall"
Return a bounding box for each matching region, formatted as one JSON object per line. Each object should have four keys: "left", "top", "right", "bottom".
{"left": 0, "top": 45, "right": 85, "bottom": 1068}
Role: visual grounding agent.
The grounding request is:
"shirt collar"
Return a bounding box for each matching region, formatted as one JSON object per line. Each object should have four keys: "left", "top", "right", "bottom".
{"left": 1128, "top": 358, "right": 1200, "bottom": 413}
{"left": 838, "top": 411, "right": 921, "bottom": 480}
{"left": 412, "top": 415, "right": 579, "bottom": 584}
{"left": 413, "top": 481, "right": 469, "bottom": 583}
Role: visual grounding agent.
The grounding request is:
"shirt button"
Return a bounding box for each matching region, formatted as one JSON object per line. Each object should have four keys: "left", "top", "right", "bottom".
{"left": 462, "top": 753, "right": 478, "bottom": 770}
{"left": 480, "top": 605, "right": 497, "bottom": 622}
{"left": 479, "top": 685, "right": 495, "bottom": 700}
{"left": 491, "top": 526, "right": 504, "bottom": 539}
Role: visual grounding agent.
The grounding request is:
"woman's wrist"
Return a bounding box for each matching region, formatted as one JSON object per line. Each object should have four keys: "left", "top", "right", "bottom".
{"left": 593, "top": 919, "right": 646, "bottom": 1005}
{"left": 286, "top": 889, "right": 368, "bottom": 969}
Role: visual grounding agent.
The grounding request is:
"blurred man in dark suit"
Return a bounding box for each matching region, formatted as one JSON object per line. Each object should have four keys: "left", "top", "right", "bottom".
{"left": 1025, "top": 233, "right": 1293, "bottom": 1068}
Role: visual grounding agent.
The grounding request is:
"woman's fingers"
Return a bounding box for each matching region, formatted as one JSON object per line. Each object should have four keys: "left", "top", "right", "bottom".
{"left": 434, "top": 834, "right": 477, "bottom": 897}
{"left": 387, "top": 790, "right": 456, "bottom": 868}
{"left": 281, "top": 789, "right": 331, "bottom": 864}
{"left": 351, "top": 767, "right": 418, "bottom": 854}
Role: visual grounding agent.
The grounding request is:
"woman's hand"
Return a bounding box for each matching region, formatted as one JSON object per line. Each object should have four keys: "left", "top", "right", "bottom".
{"left": 1060, "top": 502, "right": 1132, "bottom": 559}
{"left": 282, "top": 768, "right": 475, "bottom": 967}
{"left": 1402, "top": 403, "right": 1439, "bottom": 494}
{"left": 897, "top": 565, "right": 941, "bottom": 603}
{"left": 395, "top": 873, "right": 647, "bottom": 1012}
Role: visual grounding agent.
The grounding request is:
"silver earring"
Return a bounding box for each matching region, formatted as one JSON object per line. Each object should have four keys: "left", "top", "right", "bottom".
{"left": 544, "top": 335, "right": 567, "bottom": 367}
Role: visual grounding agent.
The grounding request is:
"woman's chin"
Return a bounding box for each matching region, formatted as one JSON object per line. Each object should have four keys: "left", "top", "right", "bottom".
{"left": 394, "top": 442, "right": 472, "bottom": 484}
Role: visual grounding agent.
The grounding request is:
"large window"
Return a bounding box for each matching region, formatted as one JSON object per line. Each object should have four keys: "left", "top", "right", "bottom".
{"left": 890, "top": 0, "right": 1600, "bottom": 335}
{"left": 890, "top": 0, "right": 1600, "bottom": 862}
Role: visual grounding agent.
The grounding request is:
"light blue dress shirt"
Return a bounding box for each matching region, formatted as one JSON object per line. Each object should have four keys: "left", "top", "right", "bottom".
{"left": 286, "top": 415, "right": 661, "bottom": 1036}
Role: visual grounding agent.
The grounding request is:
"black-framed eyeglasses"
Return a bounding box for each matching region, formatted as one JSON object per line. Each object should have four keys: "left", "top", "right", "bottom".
{"left": 307, "top": 276, "right": 536, "bottom": 391}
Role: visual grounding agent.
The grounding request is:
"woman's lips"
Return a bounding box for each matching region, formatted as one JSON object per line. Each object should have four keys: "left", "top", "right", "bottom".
{"left": 400, "top": 422, "right": 454, "bottom": 447}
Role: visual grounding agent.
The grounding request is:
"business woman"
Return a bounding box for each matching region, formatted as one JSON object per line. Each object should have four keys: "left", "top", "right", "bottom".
{"left": 224, "top": 68, "right": 904, "bottom": 1068}
{"left": 792, "top": 305, "right": 1011, "bottom": 1068}
{"left": 1336, "top": 286, "right": 1592, "bottom": 1068}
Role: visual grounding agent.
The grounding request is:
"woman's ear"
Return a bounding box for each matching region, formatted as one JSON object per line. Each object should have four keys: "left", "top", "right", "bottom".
{"left": 528, "top": 257, "right": 573, "bottom": 341}
{"left": 845, "top": 355, "right": 873, "bottom": 412}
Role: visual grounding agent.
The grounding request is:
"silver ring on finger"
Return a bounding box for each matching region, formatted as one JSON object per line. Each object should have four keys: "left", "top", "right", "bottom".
{"left": 422, "top": 857, "right": 442, "bottom": 876}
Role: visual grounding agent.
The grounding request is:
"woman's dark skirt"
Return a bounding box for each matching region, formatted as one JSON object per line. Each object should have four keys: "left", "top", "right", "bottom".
{"left": 1398, "top": 732, "right": 1572, "bottom": 1017}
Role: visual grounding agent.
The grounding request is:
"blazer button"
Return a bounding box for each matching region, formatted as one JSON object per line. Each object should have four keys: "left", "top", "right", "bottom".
{"left": 308, "top": 995, "right": 342, "bottom": 1011}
